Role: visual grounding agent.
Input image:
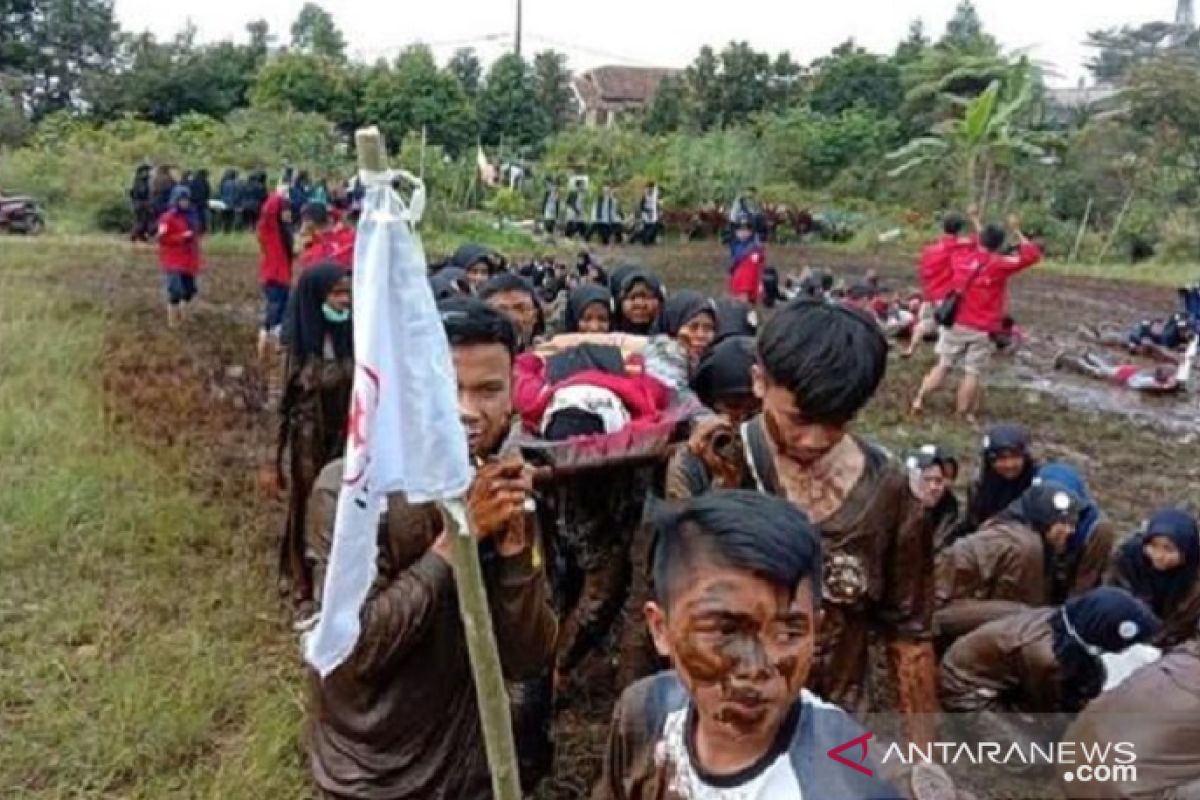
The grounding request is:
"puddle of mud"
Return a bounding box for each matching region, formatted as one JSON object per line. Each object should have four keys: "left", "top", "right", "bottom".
{"left": 997, "top": 363, "right": 1200, "bottom": 441}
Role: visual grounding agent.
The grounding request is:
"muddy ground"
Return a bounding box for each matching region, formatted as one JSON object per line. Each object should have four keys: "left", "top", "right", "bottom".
{"left": 81, "top": 237, "right": 1197, "bottom": 799}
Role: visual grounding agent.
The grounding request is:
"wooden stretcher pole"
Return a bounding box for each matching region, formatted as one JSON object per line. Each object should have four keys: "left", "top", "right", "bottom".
{"left": 354, "top": 126, "right": 523, "bottom": 800}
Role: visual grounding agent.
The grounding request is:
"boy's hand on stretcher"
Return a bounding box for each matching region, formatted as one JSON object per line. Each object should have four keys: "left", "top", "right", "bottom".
{"left": 688, "top": 417, "right": 746, "bottom": 489}
{"left": 433, "top": 455, "right": 535, "bottom": 561}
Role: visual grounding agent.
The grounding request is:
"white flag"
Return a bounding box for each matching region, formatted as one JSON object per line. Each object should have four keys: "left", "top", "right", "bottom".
{"left": 304, "top": 171, "right": 473, "bottom": 678}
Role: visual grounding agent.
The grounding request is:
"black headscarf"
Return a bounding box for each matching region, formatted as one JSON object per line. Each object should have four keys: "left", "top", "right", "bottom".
{"left": 564, "top": 284, "right": 614, "bottom": 333}
{"left": 285, "top": 263, "right": 353, "bottom": 360}
{"left": 713, "top": 298, "right": 759, "bottom": 341}
{"left": 608, "top": 264, "right": 637, "bottom": 297}
{"left": 1051, "top": 587, "right": 1161, "bottom": 712}
{"left": 691, "top": 335, "right": 756, "bottom": 408}
{"left": 430, "top": 267, "right": 468, "bottom": 301}
{"left": 993, "top": 480, "right": 1082, "bottom": 537}
{"left": 655, "top": 290, "right": 715, "bottom": 337}
{"left": 614, "top": 269, "right": 665, "bottom": 334}
{"left": 450, "top": 243, "right": 497, "bottom": 274}
{"left": 964, "top": 424, "right": 1037, "bottom": 531}
{"left": 1115, "top": 508, "right": 1200, "bottom": 617}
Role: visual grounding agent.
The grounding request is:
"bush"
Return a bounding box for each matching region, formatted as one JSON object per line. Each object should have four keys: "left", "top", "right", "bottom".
{"left": 94, "top": 199, "right": 134, "bottom": 234}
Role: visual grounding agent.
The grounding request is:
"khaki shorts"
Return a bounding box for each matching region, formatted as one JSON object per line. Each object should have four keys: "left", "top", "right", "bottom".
{"left": 936, "top": 325, "right": 992, "bottom": 375}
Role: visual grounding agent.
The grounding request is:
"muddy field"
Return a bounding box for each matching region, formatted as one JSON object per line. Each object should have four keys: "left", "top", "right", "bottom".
{"left": 76, "top": 236, "right": 1198, "bottom": 799}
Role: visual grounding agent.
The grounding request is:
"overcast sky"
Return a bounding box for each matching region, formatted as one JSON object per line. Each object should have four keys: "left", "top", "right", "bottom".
{"left": 112, "top": 0, "right": 1175, "bottom": 86}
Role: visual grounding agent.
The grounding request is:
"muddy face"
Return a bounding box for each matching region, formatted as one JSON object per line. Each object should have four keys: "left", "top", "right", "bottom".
{"left": 753, "top": 370, "right": 846, "bottom": 466}
{"left": 651, "top": 565, "right": 816, "bottom": 746}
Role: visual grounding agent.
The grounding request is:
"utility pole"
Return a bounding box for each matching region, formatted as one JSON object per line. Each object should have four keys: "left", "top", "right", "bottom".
{"left": 515, "top": 0, "right": 523, "bottom": 58}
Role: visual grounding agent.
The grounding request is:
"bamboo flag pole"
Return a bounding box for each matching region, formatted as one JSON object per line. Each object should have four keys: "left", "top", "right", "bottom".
{"left": 353, "top": 126, "right": 523, "bottom": 800}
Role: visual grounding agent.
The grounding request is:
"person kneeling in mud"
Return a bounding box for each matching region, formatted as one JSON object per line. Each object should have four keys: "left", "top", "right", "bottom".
{"left": 941, "top": 588, "right": 1159, "bottom": 729}
{"left": 1054, "top": 339, "right": 1196, "bottom": 394}
{"left": 304, "top": 298, "right": 557, "bottom": 800}
{"left": 595, "top": 491, "right": 901, "bottom": 800}
{"left": 1061, "top": 622, "right": 1200, "bottom": 800}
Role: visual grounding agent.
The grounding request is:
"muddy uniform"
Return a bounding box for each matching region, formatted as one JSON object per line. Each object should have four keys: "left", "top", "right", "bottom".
{"left": 595, "top": 672, "right": 901, "bottom": 800}
{"left": 304, "top": 460, "right": 557, "bottom": 800}
{"left": 934, "top": 516, "right": 1111, "bottom": 641}
{"left": 940, "top": 608, "right": 1065, "bottom": 712}
{"left": 1061, "top": 639, "right": 1200, "bottom": 799}
{"left": 279, "top": 355, "right": 353, "bottom": 605}
{"left": 736, "top": 418, "right": 937, "bottom": 720}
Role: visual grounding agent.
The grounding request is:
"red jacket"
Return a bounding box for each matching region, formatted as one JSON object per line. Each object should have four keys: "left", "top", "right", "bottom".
{"left": 951, "top": 241, "right": 1043, "bottom": 334}
{"left": 257, "top": 194, "right": 293, "bottom": 287}
{"left": 299, "top": 226, "right": 355, "bottom": 271}
{"left": 157, "top": 210, "right": 200, "bottom": 275}
{"left": 513, "top": 352, "right": 670, "bottom": 435}
{"left": 919, "top": 234, "right": 975, "bottom": 302}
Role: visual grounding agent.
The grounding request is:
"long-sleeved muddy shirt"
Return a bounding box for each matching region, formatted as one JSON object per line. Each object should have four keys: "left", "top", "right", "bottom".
{"left": 305, "top": 459, "right": 557, "bottom": 800}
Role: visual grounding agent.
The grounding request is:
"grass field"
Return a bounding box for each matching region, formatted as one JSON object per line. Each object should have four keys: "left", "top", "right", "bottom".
{"left": 1, "top": 232, "right": 1196, "bottom": 799}
{"left": 0, "top": 240, "right": 309, "bottom": 798}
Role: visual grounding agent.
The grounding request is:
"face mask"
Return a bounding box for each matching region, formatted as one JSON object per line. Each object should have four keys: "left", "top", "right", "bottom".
{"left": 322, "top": 303, "right": 350, "bottom": 324}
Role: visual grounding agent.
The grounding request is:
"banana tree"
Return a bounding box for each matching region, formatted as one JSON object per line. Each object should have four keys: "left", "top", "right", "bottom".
{"left": 887, "top": 73, "right": 1047, "bottom": 211}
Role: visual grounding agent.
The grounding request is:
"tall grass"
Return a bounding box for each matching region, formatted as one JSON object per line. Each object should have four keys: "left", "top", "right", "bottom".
{"left": 0, "top": 243, "right": 309, "bottom": 798}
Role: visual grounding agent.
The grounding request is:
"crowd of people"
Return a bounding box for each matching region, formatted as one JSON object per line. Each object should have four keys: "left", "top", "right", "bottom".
{"left": 239, "top": 198, "right": 1200, "bottom": 800}
{"left": 540, "top": 178, "right": 665, "bottom": 247}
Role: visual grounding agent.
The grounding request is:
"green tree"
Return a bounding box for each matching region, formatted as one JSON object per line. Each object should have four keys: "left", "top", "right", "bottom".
{"left": 250, "top": 51, "right": 361, "bottom": 132}
{"left": 290, "top": 2, "right": 346, "bottom": 62}
{"left": 888, "top": 73, "right": 1049, "bottom": 209}
{"left": 447, "top": 47, "right": 482, "bottom": 97}
{"left": 85, "top": 26, "right": 263, "bottom": 124}
{"left": 684, "top": 46, "right": 721, "bottom": 130}
{"left": 714, "top": 41, "right": 773, "bottom": 124}
{"left": 809, "top": 41, "right": 903, "bottom": 116}
{"left": 532, "top": 50, "right": 573, "bottom": 133}
{"left": 894, "top": 19, "right": 930, "bottom": 66}
{"left": 642, "top": 74, "right": 689, "bottom": 134}
{"left": 938, "top": 1, "right": 998, "bottom": 54}
{"left": 20, "top": 0, "right": 119, "bottom": 117}
{"left": 1085, "top": 23, "right": 1186, "bottom": 83}
{"left": 767, "top": 52, "right": 805, "bottom": 109}
{"left": 361, "top": 45, "right": 476, "bottom": 156}
{"left": 245, "top": 19, "right": 274, "bottom": 64}
{"left": 477, "top": 53, "right": 544, "bottom": 149}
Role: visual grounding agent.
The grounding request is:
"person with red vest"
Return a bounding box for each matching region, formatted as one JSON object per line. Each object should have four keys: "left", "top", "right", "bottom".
{"left": 727, "top": 213, "right": 765, "bottom": 304}
{"left": 297, "top": 202, "right": 355, "bottom": 271}
{"left": 904, "top": 211, "right": 979, "bottom": 357}
{"left": 157, "top": 185, "right": 201, "bottom": 328}
{"left": 256, "top": 192, "right": 294, "bottom": 361}
{"left": 911, "top": 215, "right": 1042, "bottom": 422}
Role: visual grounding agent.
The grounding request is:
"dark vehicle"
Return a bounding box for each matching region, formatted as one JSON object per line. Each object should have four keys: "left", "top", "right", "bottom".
{"left": 0, "top": 193, "right": 47, "bottom": 235}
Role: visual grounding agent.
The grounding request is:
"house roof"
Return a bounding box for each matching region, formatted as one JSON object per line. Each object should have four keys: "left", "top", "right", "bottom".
{"left": 572, "top": 66, "right": 678, "bottom": 110}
